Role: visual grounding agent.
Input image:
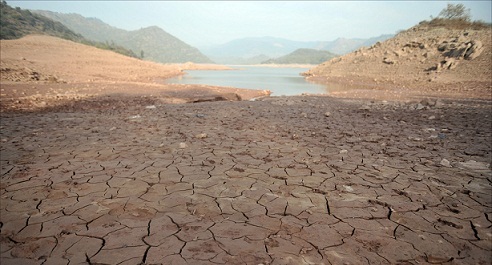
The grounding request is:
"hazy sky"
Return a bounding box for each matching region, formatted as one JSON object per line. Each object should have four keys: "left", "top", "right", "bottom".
{"left": 8, "top": 1, "right": 492, "bottom": 47}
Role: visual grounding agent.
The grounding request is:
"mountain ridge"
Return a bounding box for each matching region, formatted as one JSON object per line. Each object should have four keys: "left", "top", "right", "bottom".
{"left": 32, "top": 10, "right": 213, "bottom": 64}
{"left": 262, "top": 48, "right": 338, "bottom": 64}
{"left": 200, "top": 35, "right": 393, "bottom": 64}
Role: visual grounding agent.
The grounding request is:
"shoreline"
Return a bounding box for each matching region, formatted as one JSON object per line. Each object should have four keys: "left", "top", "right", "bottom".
{"left": 229, "top": 63, "right": 317, "bottom": 68}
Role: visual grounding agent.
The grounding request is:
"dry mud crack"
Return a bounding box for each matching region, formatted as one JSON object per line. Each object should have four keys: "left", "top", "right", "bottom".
{"left": 1, "top": 96, "right": 491, "bottom": 265}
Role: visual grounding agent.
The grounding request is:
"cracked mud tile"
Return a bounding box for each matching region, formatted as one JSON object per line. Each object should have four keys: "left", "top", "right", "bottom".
{"left": 284, "top": 196, "right": 316, "bottom": 216}
{"left": 213, "top": 237, "right": 271, "bottom": 264}
{"left": 48, "top": 234, "right": 103, "bottom": 264}
{"left": 372, "top": 194, "right": 423, "bottom": 212}
{"left": 435, "top": 216, "right": 478, "bottom": 241}
{"left": 103, "top": 226, "right": 148, "bottom": 249}
{"left": 391, "top": 211, "right": 442, "bottom": 234}
{"left": 246, "top": 215, "right": 282, "bottom": 232}
{"left": 115, "top": 205, "right": 157, "bottom": 228}
{"left": 341, "top": 218, "right": 397, "bottom": 238}
{"left": 0, "top": 211, "right": 30, "bottom": 236}
{"left": 144, "top": 215, "right": 179, "bottom": 247}
{"left": 37, "top": 215, "right": 87, "bottom": 238}
{"left": 324, "top": 237, "right": 392, "bottom": 264}
{"left": 181, "top": 239, "right": 225, "bottom": 261}
{"left": 175, "top": 220, "right": 215, "bottom": 242}
{"left": 183, "top": 195, "right": 223, "bottom": 220}
{"left": 211, "top": 219, "right": 271, "bottom": 241}
{"left": 90, "top": 245, "right": 147, "bottom": 265}
{"left": 79, "top": 214, "right": 125, "bottom": 237}
{"left": 114, "top": 179, "right": 150, "bottom": 198}
{"left": 145, "top": 235, "right": 185, "bottom": 264}
{"left": 296, "top": 223, "right": 348, "bottom": 250}
{"left": 257, "top": 193, "right": 288, "bottom": 216}
{"left": 265, "top": 235, "right": 321, "bottom": 264}
{"left": 3, "top": 237, "right": 56, "bottom": 261}
{"left": 440, "top": 233, "right": 492, "bottom": 264}
{"left": 394, "top": 225, "right": 458, "bottom": 263}
{"left": 230, "top": 196, "right": 267, "bottom": 218}
{"left": 354, "top": 231, "right": 421, "bottom": 263}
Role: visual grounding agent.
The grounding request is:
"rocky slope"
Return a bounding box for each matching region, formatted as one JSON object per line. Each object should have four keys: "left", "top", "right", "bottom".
{"left": 303, "top": 23, "right": 491, "bottom": 100}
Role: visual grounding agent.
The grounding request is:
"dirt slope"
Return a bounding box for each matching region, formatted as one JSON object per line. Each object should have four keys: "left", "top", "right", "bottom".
{"left": 304, "top": 25, "right": 492, "bottom": 100}
{"left": 0, "top": 35, "right": 269, "bottom": 111}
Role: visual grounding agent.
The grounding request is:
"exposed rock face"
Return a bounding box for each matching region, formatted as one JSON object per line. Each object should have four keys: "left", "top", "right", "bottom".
{"left": 303, "top": 25, "right": 491, "bottom": 99}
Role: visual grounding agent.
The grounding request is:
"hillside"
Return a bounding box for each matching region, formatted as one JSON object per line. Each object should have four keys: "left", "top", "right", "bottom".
{"left": 0, "top": 1, "right": 82, "bottom": 41}
{"left": 33, "top": 10, "right": 213, "bottom": 64}
{"left": 303, "top": 22, "right": 492, "bottom": 100}
{"left": 0, "top": 2, "right": 139, "bottom": 58}
{"left": 262, "top": 48, "right": 337, "bottom": 64}
{"left": 0, "top": 35, "right": 266, "bottom": 111}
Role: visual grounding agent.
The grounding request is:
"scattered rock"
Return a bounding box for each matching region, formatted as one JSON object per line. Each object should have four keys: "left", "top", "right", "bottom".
{"left": 464, "top": 40, "right": 483, "bottom": 60}
{"left": 440, "top": 158, "right": 452, "bottom": 168}
{"left": 195, "top": 133, "right": 207, "bottom": 139}
{"left": 383, "top": 57, "right": 396, "bottom": 64}
{"left": 178, "top": 142, "right": 187, "bottom": 149}
{"left": 415, "top": 103, "right": 425, "bottom": 110}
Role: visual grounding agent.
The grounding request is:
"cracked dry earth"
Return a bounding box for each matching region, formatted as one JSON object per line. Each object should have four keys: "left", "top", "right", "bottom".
{"left": 1, "top": 96, "right": 491, "bottom": 265}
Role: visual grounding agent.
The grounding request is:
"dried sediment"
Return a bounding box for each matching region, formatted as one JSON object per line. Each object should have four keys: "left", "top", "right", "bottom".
{"left": 1, "top": 95, "right": 490, "bottom": 264}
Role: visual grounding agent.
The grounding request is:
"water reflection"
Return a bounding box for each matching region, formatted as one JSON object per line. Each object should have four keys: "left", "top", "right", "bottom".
{"left": 166, "top": 66, "right": 328, "bottom": 96}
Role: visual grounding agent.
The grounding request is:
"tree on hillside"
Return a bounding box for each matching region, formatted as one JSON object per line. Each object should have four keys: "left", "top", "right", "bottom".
{"left": 438, "top": 3, "right": 471, "bottom": 21}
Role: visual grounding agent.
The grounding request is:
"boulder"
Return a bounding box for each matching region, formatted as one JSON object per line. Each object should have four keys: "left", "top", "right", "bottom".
{"left": 464, "top": 40, "right": 483, "bottom": 60}
{"left": 441, "top": 58, "right": 458, "bottom": 70}
{"left": 383, "top": 57, "right": 396, "bottom": 64}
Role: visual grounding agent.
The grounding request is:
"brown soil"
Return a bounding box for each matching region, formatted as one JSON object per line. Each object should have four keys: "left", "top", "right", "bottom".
{"left": 304, "top": 25, "right": 492, "bottom": 101}
{"left": 1, "top": 34, "right": 491, "bottom": 264}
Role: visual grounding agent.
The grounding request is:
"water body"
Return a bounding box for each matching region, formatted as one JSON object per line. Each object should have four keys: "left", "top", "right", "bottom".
{"left": 167, "top": 66, "right": 328, "bottom": 96}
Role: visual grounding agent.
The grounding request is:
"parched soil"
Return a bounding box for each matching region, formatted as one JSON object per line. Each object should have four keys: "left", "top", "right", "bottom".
{"left": 1, "top": 95, "right": 491, "bottom": 264}
{"left": 1, "top": 34, "right": 491, "bottom": 264}
{"left": 304, "top": 25, "right": 492, "bottom": 101}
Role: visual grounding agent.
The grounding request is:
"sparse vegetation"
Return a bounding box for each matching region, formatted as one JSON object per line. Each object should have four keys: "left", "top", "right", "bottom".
{"left": 0, "top": 1, "right": 138, "bottom": 58}
{"left": 438, "top": 3, "right": 471, "bottom": 21}
{"left": 419, "top": 3, "right": 491, "bottom": 30}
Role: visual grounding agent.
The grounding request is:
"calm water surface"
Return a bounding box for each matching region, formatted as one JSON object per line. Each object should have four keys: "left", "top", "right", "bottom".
{"left": 167, "top": 66, "right": 328, "bottom": 96}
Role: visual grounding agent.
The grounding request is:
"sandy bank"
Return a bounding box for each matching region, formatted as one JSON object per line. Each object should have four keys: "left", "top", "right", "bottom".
{"left": 0, "top": 35, "right": 270, "bottom": 111}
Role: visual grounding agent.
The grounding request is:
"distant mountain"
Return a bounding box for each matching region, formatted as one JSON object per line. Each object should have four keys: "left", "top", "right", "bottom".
{"left": 211, "top": 54, "right": 271, "bottom": 65}
{"left": 262, "top": 48, "right": 337, "bottom": 64}
{"left": 0, "top": 2, "right": 138, "bottom": 58}
{"left": 200, "top": 35, "right": 393, "bottom": 64}
{"left": 314, "top": 35, "right": 394, "bottom": 55}
{"left": 33, "top": 10, "right": 213, "bottom": 64}
{"left": 200, "top": 37, "right": 316, "bottom": 63}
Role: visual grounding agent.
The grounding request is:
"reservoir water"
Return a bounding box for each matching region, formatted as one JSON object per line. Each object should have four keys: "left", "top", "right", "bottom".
{"left": 167, "top": 66, "right": 328, "bottom": 96}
